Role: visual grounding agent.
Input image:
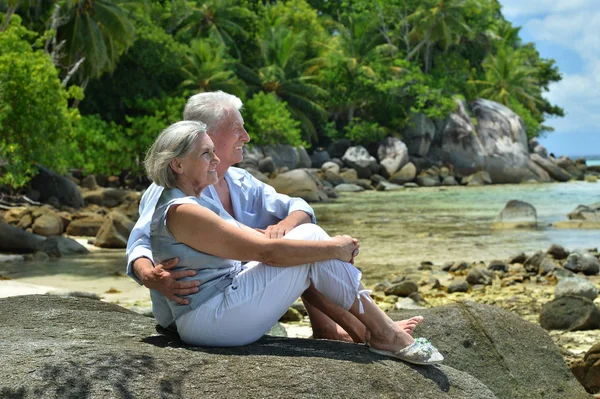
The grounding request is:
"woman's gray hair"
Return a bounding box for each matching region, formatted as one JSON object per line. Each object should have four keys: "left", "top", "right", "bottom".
{"left": 183, "top": 91, "right": 243, "bottom": 133}
{"left": 144, "top": 120, "right": 207, "bottom": 188}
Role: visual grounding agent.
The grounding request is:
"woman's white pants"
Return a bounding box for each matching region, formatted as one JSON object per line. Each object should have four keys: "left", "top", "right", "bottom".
{"left": 175, "top": 224, "right": 362, "bottom": 347}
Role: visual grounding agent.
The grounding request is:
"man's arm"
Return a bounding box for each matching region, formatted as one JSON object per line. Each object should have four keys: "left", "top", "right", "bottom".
{"left": 263, "top": 210, "right": 312, "bottom": 238}
{"left": 126, "top": 184, "right": 199, "bottom": 304}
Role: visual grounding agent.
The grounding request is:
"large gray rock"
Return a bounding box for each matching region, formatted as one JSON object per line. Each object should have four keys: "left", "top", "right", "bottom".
{"left": 403, "top": 113, "right": 436, "bottom": 157}
{"left": 390, "top": 162, "right": 417, "bottom": 184}
{"left": 310, "top": 148, "right": 330, "bottom": 168}
{"left": 0, "top": 220, "right": 46, "bottom": 253}
{"left": 563, "top": 252, "right": 600, "bottom": 275}
{"left": 342, "top": 146, "right": 378, "bottom": 179}
{"left": 432, "top": 100, "right": 551, "bottom": 183}
{"left": 530, "top": 153, "right": 572, "bottom": 182}
{"left": 540, "top": 295, "right": 600, "bottom": 331}
{"left": 390, "top": 301, "right": 589, "bottom": 399}
{"left": 0, "top": 295, "right": 497, "bottom": 399}
{"left": 29, "top": 165, "right": 85, "bottom": 208}
{"left": 263, "top": 144, "right": 301, "bottom": 170}
{"left": 494, "top": 200, "right": 537, "bottom": 229}
{"left": 270, "top": 169, "right": 328, "bottom": 202}
{"left": 377, "top": 137, "right": 409, "bottom": 176}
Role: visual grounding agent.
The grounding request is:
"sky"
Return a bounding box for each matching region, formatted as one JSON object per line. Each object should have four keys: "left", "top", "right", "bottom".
{"left": 498, "top": 0, "right": 600, "bottom": 157}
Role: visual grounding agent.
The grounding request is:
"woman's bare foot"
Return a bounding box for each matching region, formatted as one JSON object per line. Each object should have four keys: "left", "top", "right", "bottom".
{"left": 364, "top": 316, "right": 423, "bottom": 346}
{"left": 314, "top": 316, "right": 424, "bottom": 344}
{"left": 312, "top": 324, "right": 354, "bottom": 343}
{"left": 368, "top": 320, "right": 415, "bottom": 353}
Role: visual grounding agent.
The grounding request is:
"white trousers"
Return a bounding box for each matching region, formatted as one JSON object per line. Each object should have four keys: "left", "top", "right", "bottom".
{"left": 175, "top": 224, "right": 362, "bottom": 347}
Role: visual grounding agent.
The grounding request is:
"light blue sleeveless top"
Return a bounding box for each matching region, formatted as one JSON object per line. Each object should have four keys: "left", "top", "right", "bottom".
{"left": 149, "top": 188, "right": 242, "bottom": 328}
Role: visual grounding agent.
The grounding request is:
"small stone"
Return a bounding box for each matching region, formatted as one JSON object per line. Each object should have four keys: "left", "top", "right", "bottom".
{"left": 488, "top": 260, "right": 508, "bottom": 272}
{"left": 524, "top": 251, "right": 546, "bottom": 273}
{"left": 547, "top": 244, "right": 569, "bottom": 260}
{"left": 539, "top": 295, "right": 600, "bottom": 330}
{"left": 448, "top": 280, "right": 469, "bottom": 294}
{"left": 539, "top": 258, "right": 558, "bottom": 275}
{"left": 279, "top": 307, "right": 303, "bottom": 322}
{"left": 467, "top": 267, "right": 493, "bottom": 286}
{"left": 384, "top": 281, "right": 419, "bottom": 297}
{"left": 564, "top": 252, "right": 600, "bottom": 275}
{"left": 508, "top": 252, "right": 527, "bottom": 264}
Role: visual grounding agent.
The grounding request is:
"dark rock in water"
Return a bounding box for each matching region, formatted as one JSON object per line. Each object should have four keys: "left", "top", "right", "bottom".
{"left": 547, "top": 244, "right": 569, "bottom": 260}
{"left": 530, "top": 154, "right": 571, "bottom": 182}
{"left": 555, "top": 277, "right": 598, "bottom": 301}
{"left": 0, "top": 295, "right": 498, "bottom": 399}
{"left": 29, "top": 165, "right": 84, "bottom": 208}
{"left": 384, "top": 280, "right": 419, "bottom": 297}
{"left": 0, "top": 220, "right": 45, "bottom": 253}
{"left": 495, "top": 200, "right": 537, "bottom": 229}
{"left": 416, "top": 175, "right": 440, "bottom": 187}
{"left": 463, "top": 171, "right": 492, "bottom": 186}
{"left": 571, "top": 343, "right": 600, "bottom": 394}
{"left": 447, "top": 280, "right": 469, "bottom": 293}
{"left": 310, "top": 148, "right": 330, "bottom": 168}
{"left": 390, "top": 301, "right": 589, "bottom": 399}
{"left": 466, "top": 267, "right": 492, "bottom": 285}
{"left": 564, "top": 252, "right": 600, "bottom": 275}
{"left": 557, "top": 156, "right": 584, "bottom": 180}
{"left": 38, "top": 236, "right": 89, "bottom": 257}
{"left": 441, "top": 176, "right": 459, "bottom": 186}
{"left": 539, "top": 295, "right": 600, "bottom": 331}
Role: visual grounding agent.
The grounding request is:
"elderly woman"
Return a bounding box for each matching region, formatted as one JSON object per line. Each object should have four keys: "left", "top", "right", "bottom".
{"left": 144, "top": 120, "right": 443, "bottom": 365}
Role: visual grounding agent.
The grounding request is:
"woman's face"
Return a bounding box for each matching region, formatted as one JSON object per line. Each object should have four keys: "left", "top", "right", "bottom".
{"left": 175, "top": 133, "right": 220, "bottom": 193}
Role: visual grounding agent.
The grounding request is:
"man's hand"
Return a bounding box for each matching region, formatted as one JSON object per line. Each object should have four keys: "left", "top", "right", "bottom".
{"left": 134, "top": 257, "right": 199, "bottom": 305}
{"left": 263, "top": 220, "right": 296, "bottom": 239}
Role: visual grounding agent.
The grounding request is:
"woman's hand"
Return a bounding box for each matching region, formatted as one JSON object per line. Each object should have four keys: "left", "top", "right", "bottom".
{"left": 331, "top": 235, "right": 360, "bottom": 263}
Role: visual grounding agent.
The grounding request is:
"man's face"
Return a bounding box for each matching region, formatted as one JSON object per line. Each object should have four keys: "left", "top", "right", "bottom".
{"left": 210, "top": 109, "right": 250, "bottom": 167}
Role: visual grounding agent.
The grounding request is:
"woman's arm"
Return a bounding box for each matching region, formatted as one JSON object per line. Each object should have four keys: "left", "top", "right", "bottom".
{"left": 166, "top": 204, "right": 358, "bottom": 266}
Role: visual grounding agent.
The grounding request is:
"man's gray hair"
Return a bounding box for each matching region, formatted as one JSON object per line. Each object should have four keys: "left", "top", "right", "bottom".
{"left": 183, "top": 91, "right": 243, "bottom": 133}
{"left": 145, "top": 121, "right": 207, "bottom": 188}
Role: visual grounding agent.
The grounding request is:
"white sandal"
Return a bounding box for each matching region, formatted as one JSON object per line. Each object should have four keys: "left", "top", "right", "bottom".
{"left": 369, "top": 337, "right": 444, "bottom": 365}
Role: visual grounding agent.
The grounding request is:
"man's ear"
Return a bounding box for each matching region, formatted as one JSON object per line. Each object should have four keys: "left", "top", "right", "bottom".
{"left": 170, "top": 158, "right": 183, "bottom": 175}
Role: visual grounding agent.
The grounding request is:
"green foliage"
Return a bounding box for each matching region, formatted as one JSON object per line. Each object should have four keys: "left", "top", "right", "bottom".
{"left": 69, "top": 114, "right": 128, "bottom": 175}
{"left": 244, "top": 92, "right": 304, "bottom": 147}
{"left": 0, "top": 15, "right": 79, "bottom": 188}
{"left": 342, "top": 118, "right": 388, "bottom": 145}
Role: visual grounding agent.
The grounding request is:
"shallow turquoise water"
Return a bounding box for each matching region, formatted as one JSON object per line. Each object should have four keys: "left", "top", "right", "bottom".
{"left": 1, "top": 182, "right": 598, "bottom": 287}
{"left": 312, "top": 181, "right": 600, "bottom": 283}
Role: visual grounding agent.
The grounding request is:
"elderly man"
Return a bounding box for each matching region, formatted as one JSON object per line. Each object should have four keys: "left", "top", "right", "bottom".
{"left": 126, "top": 91, "right": 420, "bottom": 343}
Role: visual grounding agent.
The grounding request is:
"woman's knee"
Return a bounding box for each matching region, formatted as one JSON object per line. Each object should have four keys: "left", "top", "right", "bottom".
{"left": 284, "top": 223, "right": 330, "bottom": 241}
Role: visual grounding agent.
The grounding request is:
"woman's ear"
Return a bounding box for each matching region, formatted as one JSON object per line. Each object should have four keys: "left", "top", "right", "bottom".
{"left": 170, "top": 158, "right": 183, "bottom": 175}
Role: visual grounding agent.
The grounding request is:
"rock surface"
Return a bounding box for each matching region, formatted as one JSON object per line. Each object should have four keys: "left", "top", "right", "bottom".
{"left": 29, "top": 165, "right": 85, "bottom": 208}
{"left": 0, "top": 295, "right": 498, "bottom": 399}
{"left": 390, "top": 301, "right": 589, "bottom": 399}
{"left": 539, "top": 296, "right": 600, "bottom": 331}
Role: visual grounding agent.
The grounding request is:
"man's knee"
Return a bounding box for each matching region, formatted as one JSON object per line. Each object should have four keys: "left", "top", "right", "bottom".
{"left": 285, "top": 223, "right": 329, "bottom": 240}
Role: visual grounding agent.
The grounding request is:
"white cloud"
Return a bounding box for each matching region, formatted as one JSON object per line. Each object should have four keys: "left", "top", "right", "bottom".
{"left": 500, "top": 0, "right": 596, "bottom": 19}
{"left": 498, "top": 2, "right": 600, "bottom": 136}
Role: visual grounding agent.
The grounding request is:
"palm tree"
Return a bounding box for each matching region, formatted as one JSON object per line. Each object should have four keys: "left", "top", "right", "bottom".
{"left": 237, "top": 24, "right": 328, "bottom": 143}
{"left": 179, "top": 39, "right": 246, "bottom": 97}
{"left": 175, "top": 0, "right": 254, "bottom": 58}
{"left": 469, "top": 45, "right": 540, "bottom": 111}
{"left": 55, "top": 0, "right": 135, "bottom": 84}
{"left": 408, "top": 0, "right": 474, "bottom": 72}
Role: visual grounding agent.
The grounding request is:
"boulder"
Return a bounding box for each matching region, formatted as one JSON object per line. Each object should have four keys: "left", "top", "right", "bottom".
{"left": 568, "top": 203, "right": 600, "bottom": 221}
{"left": 571, "top": 343, "right": 600, "bottom": 394}
{"left": 390, "top": 301, "right": 589, "bottom": 399}
{"left": 0, "top": 220, "right": 46, "bottom": 253}
{"left": 321, "top": 161, "right": 340, "bottom": 175}
{"left": 376, "top": 181, "right": 404, "bottom": 191}
{"left": 523, "top": 251, "right": 546, "bottom": 273}
{"left": 466, "top": 267, "right": 492, "bottom": 286}
{"left": 563, "top": 252, "right": 600, "bottom": 275}
{"left": 441, "top": 176, "right": 459, "bottom": 186}
{"left": 556, "top": 157, "right": 584, "bottom": 180}
{"left": 342, "top": 146, "right": 378, "bottom": 179}
{"left": 377, "top": 137, "right": 409, "bottom": 176}
{"left": 546, "top": 244, "right": 569, "bottom": 260}
{"left": 390, "top": 162, "right": 417, "bottom": 185}
{"left": 493, "top": 200, "right": 536, "bottom": 229}
{"left": 321, "top": 169, "right": 345, "bottom": 186}
{"left": 38, "top": 235, "right": 89, "bottom": 257}
{"left": 29, "top": 165, "right": 84, "bottom": 208}
{"left": 530, "top": 154, "right": 571, "bottom": 182}
{"left": 269, "top": 169, "right": 328, "bottom": 202}
{"left": 539, "top": 295, "right": 600, "bottom": 331}
{"left": 31, "top": 211, "right": 64, "bottom": 236}
{"left": 463, "top": 171, "right": 492, "bottom": 186}
{"left": 340, "top": 168, "right": 358, "bottom": 183}
{"left": 310, "top": 148, "right": 330, "bottom": 168}
{"left": 327, "top": 139, "right": 352, "bottom": 159}
{"left": 262, "top": 145, "right": 301, "bottom": 170}
{"left": 66, "top": 215, "right": 105, "bottom": 237}
{"left": 538, "top": 258, "right": 558, "bottom": 275}
{"left": 80, "top": 175, "right": 100, "bottom": 190}
{"left": 239, "top": 146, "right": 264, "bottom": 169}
{"left": 403, "top": 113, "right": 436, "bottom": 157}
{"left": 94, "top": 211, "right": 135, "bottom": 248}
{"left": 0, "top": 295, "right": 498, "bottom": 399}
{"left": 555, "top": 277, "right": 598, "bottom": 301}
{"left": 431, "top": 100, "right": 551, "bottom": 184}
{"left": 258, "top": 156, "right": 276, "bottom": 175}
{"left": 384, "top": 281, "right": 419, "bottom": 297}
{"left": 296, "top": 146, "right": 312, "bottom": 169}
{"left": 416, "top": 175, "right": 440, "bottom": 187}
{"left": 447, "top": 280, "right": 469, "bottom": 293}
